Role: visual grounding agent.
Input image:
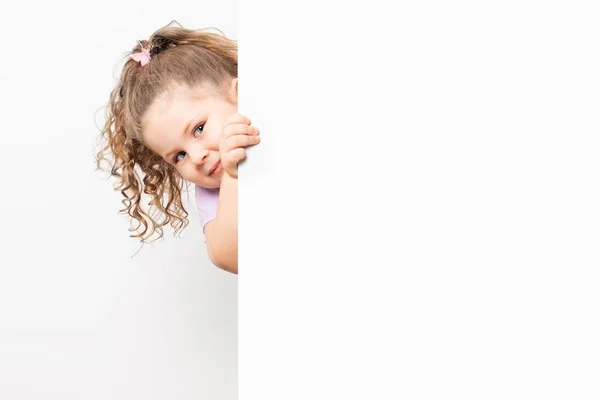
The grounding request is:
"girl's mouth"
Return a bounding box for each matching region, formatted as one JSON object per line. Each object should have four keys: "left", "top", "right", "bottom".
{"left": 209, "top": 161, "right": 222, "bottom": 175}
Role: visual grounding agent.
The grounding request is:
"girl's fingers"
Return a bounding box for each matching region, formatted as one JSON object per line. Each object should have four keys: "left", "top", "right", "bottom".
{"left": 222, "top": 123, "right": 259, "bottom": 138}
{"left": 224, "top": 148, "right": 247, "bottom": 164}
{"left": 222, "top": 133, "right": 260, "bottom": 152}
{"left": 224, "top": 112, "right": 251, "bottom": 127}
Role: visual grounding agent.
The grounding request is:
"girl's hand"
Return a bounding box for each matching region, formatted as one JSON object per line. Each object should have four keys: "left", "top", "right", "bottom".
{"left": 219, "top": 113, "right": 260, "bottom": 179}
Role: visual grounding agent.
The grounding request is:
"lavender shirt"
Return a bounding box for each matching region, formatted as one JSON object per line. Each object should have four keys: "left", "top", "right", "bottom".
{"left": 195, "top": 185, "right": 219, "bottom": 233}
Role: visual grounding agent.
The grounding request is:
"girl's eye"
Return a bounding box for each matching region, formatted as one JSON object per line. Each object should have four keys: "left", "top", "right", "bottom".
{"left": 173, "top": 123, "right": 204, "bottom": 164}
{"left": 174, "top": 151, "right": 186, "bottom": 163}
{"left": 194, "top": 123, "right": 205, "bottom": 137}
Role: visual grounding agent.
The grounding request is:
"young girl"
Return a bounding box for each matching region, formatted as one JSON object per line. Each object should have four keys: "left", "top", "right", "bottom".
{"left": 95, "top": 23, "right": 259, "bottom": 275}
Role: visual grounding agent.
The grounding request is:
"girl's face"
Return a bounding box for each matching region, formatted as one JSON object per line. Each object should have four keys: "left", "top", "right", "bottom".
{"left": 142, "top": 78, "right": 238, "bottom": 188}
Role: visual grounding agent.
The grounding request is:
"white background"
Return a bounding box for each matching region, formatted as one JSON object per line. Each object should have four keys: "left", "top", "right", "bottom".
{"left": 2, "top": 1, "right": 600, "bottom": 399}
{"left": 239, "top": 1, "right": 600, "bottom": 399}
{"left": 0, "top": 1, "right": 238, "bottom": 399}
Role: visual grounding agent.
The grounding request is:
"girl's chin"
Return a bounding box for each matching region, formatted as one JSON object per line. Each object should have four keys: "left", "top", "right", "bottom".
{"left": 193, "top": 179, "right": 220, "bottom": 189}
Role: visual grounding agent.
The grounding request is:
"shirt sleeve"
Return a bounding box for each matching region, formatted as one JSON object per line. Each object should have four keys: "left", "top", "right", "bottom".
{"left": 194, "top": 185, "right": 219, "bottom": 234}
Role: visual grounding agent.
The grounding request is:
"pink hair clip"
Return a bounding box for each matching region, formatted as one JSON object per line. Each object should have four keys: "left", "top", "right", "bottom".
{"left": 130, "top": 41, "right": 151, "bottom": 66}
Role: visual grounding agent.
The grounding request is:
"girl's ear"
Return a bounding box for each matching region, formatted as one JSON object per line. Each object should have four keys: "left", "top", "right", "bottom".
{"left": 229, "top": 77, "right": 238, "bottom": 103}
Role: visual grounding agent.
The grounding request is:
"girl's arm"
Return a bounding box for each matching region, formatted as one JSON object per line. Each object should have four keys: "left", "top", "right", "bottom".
{"left": 204, "top": 173, "right": 238, "bottom": 274}
{"left": 206, "top": 112, "right": 259, "bottom": 274}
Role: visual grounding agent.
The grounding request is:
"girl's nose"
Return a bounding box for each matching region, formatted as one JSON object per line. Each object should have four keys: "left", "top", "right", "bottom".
{"left": 188, "top": 147, "right": 209, "bottom": 166}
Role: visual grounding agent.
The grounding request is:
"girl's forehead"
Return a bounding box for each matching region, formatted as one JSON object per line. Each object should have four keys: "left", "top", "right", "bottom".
{"left": 153, "top": 82, "right": 216, "bottom": 110}
{"left": 155, "top": 84, "right": 190, "bottom": 105}
{"left": 144, "top": 85, "right": 212, "bottom": 132}
{"left": 151, "top": 90, "right": 192, "bottom": 116}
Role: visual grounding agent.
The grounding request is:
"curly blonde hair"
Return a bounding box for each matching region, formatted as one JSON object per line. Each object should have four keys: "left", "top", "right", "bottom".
{"left": 95, "top": 24, "right": 237, "bottom": 243}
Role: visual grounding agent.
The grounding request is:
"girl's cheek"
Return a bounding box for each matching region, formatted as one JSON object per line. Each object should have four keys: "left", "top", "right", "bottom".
{"left": 210, "top": 128, "right": 221, "bottom": 144}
